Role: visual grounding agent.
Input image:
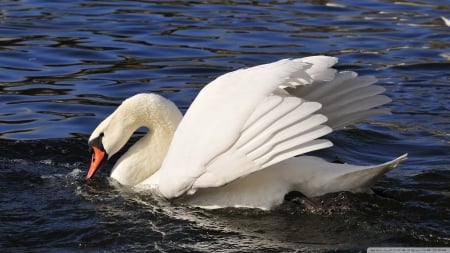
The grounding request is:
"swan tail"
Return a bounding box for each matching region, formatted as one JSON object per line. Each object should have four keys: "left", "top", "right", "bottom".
{"left": 286, "top": 154, "right": 408, "bottom": 197}
{"left": 186, "top": 154, "right": 407, "bottom": 210}
{"left": 286, "top": 71, "right": 391, "bottom": 130}
{"left": 329, "top": 153, "right": 407, "bottom": 194}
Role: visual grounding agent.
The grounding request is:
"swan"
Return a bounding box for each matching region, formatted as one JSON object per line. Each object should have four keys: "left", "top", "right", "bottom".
{"left": 87, "top": 56, "right": 407, "bottom": 210}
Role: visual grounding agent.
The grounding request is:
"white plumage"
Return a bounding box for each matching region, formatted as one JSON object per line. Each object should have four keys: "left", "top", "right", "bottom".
{"left": 87, "top": 56, "right": 407, "bottom": 210}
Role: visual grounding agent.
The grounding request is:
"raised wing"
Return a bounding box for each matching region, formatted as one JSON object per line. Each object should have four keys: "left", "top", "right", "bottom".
{"left": 157, "top": 57, "right": 336, "bottom": 198}
{"left": 286, "top": 59, "right": 391, "bottom": 130}
{"left": 191, "top": 96, "right": 332, "bottom": 190}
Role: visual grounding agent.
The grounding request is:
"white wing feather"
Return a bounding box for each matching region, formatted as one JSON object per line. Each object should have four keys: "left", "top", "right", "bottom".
{"left": 157, "top": 58, "right": 334, "bottom": 198}
{"left": 192, "top": 96, "right": 332, "bottom": 190}
{"left": 287, "top": 71, "right": 392, "bottom": 130}
{"left": 156, "top": 56, "right": 391, "bottom": 199}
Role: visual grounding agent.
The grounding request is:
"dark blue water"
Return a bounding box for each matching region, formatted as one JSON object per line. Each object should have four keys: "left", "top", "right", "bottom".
{"left": 1, "top": 0, "right": 449, "bottom": 252}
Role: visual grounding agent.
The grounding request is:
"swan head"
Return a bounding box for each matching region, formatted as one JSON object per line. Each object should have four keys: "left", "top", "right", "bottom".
{"left": 86, "top": 93, "right": 183, "bottom": 180}
{"left": 86, "top": 113, "right": 133, "bottom": 179}
{"left": 86, "top": 95, "right": 150, "bottom": 179}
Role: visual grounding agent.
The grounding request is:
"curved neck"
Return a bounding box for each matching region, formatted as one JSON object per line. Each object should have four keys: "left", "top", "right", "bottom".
{"left": 109, "top": 94, "right": 183, "bottom": 186}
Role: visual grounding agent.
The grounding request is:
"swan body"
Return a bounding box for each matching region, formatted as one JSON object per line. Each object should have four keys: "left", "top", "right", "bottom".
{"left": 181, "top": 155, "right": 406, "bottom": 209}
{"left": 87, "top": 56, "right": 406, "bottom": 210}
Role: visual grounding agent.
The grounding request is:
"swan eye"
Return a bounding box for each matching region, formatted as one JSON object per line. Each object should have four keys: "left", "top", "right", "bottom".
{"left": 88, "top": 132, "right": 106, "bottom": 153}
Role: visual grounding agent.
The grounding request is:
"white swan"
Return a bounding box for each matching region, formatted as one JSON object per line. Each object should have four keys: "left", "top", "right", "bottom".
{"left": 87, "top": 56, "right": 407, "bottom": 210}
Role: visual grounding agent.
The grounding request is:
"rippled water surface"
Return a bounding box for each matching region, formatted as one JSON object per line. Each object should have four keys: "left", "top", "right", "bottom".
{"left": 1, "top": 0, "right": 449, "bottom": 252}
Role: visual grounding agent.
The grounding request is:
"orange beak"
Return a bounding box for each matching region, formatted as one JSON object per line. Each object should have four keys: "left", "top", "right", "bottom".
{"left": 87, "top": 146, "right": 106, "bottom": 179}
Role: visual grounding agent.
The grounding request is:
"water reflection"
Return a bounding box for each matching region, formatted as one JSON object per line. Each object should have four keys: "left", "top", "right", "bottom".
{"left": 0, "top": 0, "right": 449, "bottom": 140}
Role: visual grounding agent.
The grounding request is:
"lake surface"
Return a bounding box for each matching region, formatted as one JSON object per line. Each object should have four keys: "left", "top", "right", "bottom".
{"left": 1, "top": 0, "right": 449, "bottom": 252}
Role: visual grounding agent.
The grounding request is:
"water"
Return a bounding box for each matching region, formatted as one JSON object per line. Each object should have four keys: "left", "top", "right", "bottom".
{"left": 1, "top": 0, "right": 449, "bottom": 251}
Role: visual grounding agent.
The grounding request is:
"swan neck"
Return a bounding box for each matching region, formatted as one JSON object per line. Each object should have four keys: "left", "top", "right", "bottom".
{"left": 110, "top": 94, "right": 182, "bottom": 186}
{"left": 121, "top": 94, "right": 181, "bottom": 141}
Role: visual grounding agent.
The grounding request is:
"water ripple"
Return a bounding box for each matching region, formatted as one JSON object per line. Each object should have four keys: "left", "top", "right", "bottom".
{"left": 0, "top": 0, "right": 449, "bottom": 251}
